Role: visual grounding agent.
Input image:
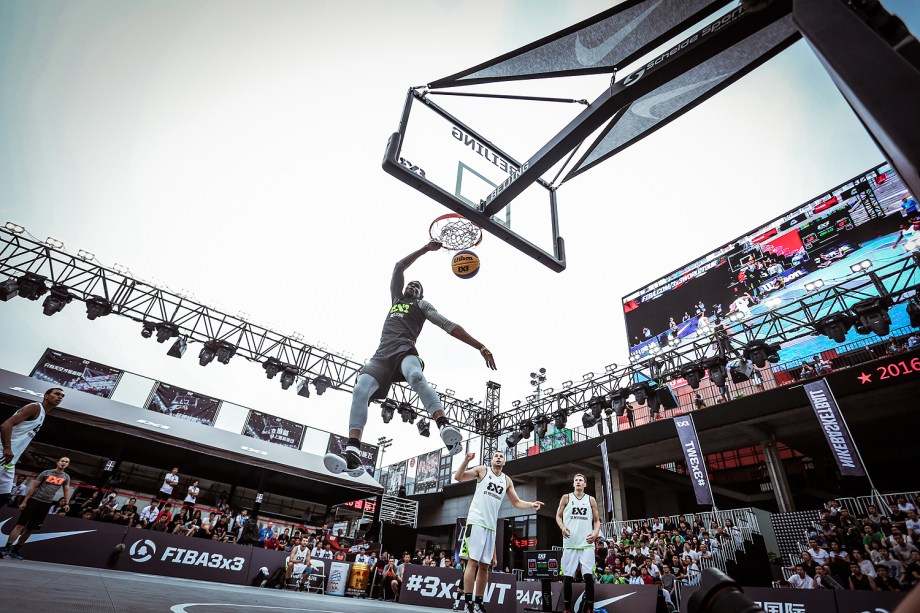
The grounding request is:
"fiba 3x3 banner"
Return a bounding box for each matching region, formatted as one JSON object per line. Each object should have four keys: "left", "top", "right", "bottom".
{"left": 673, "top": 414, "right": 714, "bottom": 506}
{"left": 803, "top": 379, "right": 867, "bottom": 477}
{"left": 30, "top": 348, "right": 123, "bottom": 398}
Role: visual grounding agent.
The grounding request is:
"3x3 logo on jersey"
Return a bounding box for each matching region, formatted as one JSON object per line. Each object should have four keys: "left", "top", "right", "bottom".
{"left": 571, "top": 507, "right": 588, "bottom": 517}
{"left": 486, "top": 482, "right": 504, "bottom": 495}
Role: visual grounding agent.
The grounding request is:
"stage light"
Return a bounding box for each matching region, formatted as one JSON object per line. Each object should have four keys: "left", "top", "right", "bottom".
{"left": 4, "top": 222, "right": 24, "bottom": 234}
{"left": 44, "top": 237, "right": 64, "bottom": 249}
{"left": 526, "top": 394, "right": 536, "bottom": 402}
{"left": 398, "top": 402, "right": 416, "bottom": 424}
{"left": 908, "top": 297, "right": 920, "bottom": 328}
{"left": 587, "top": 395, "right": 607, "bottom": 418}
{"left": 17, "top": 272, "right": 48, "bottom": 301}
{"left": 610, "top": 392, "right": 627, "bottom": 417}
{"left": 198, "top": 342, "right": 217, "bottom": 366}
{"left": 805, "top": 279, "right": 825, "bottom": 292}
{"left": 729, "top": 359, "right": 754, "bottom": 383}
{"left": 629, "top": 383, "right": 651, "bottom": 405}
{"left": 380, "top": 399, "right": 397, "bottom": 423}
{"left": 605, "top": 363, "right": 618, "bottom": 373}
{"left": 703, "top": 357, "right": 728, "bottom": 387}
{"left": 680, "top": 363, "right": 706, "bottom": 389}
{"left": 506, "top": 431, "right": 523, "bottom": 447}
{"left": 77, "top": 249, "right": 95, "bottom": 261}
{"left": 764, "top": 297, "right": 782, "bottom": 308}
{"left": 167, "top": 337, "right": 187, "bottom": 358}
{"left": 416, "top": 419, "right": 430, "bottom": 437}
{"left": 646, "top": 391, "right": 661, "bottom": 416}
{"left": 519, "top": 419, "right": 534, "bottom": 438}
{"left": 543, "top": 387, "right": 554, "bottom": 395}
{"left": 743, "top": 340, "right": 780, "bottom": 368}
{"left": 562, "top": 380, "right": 573, "bottom": 388}
{"left": 553, "top": 409, "right": 567, "bottom": 429}
{"left": 313, "top": 375, "right": 332, "bottom": 395}
{"left": 534, "top": 416, "right": 549, "bottom": 438}
{"left": 85, "top": 296, "right": 113, "bottom": 320}
{"left": 297, "top": 378, "right": 311, "bottom": 398}
{"left": 263, "top": 357, "right": 282, "bottom": 379}
{"left": 42, "top": 285, "right": 73, "bottom": 316}
{"left": 512, "top": 400, "right": 521, "bottom": 408}
{"left": 583, "top": 372, "right": 595, "bottom": 381}
{"left": 141, "top": 322, "right": 156, "bottom": 339}
{"left": 813, "top": 312, "right": 853, "bottom": 342}
{"left": 155, "top": 323, "right": 179, "bottom": 343}
{"left": 850, "top": 260, "right": 872, "bottom": 273}
{"left": 113, "top": 263, "right": 131, "bottom": 276}
{"left": 851, "top": 297, "right": 892, "bottom": 336}
{"left": 215, "top": 341, "right": 236, "bottom": 364}
{"left": 0, "top": 278, "right": 18, "bottom": 301}
{"left": 280, "top": 367, "right": 297, "bottom": 390}
{"left": 582, "top": 411, "right": 601, "bottom": 429}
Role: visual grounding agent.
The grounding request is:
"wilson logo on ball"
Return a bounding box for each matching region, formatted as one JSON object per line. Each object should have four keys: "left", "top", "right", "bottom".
{"left": 451, "top": 250, "right": 480, "bottom": 279}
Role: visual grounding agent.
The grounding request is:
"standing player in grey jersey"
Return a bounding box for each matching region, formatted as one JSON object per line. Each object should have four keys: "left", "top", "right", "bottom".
{"left": 455, "top": 451, "right": 543, "bottom": 613}
{"left": 556, "top": 474, "right": 601, "bottom": 613}
{"left": 1, "top": 456, "right": 71, "bottom": 560}
{"left": 325, "top": 241, "right": 497, "bottom": 476}
{"left": 0, "top": 387, "right": 64, "bottom": 507}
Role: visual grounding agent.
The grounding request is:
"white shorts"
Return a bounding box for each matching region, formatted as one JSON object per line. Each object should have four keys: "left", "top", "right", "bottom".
{"left": 0, "top": 465, "right": 14, "bottom": 498}
{"left": 561, "top": 548, "right": 595, "bottom": 577}
{"left": 461, "top": 524, "right": 496, "bottom": 564}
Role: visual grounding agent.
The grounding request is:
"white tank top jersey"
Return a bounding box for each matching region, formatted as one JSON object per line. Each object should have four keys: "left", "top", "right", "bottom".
{"left": 563, "top": 492, "right": 593, "bottom": 550}
{"left": 466, "top": 469, "right": 507, "bottom": 531}
{"left": 6, "top": 404, "right": 45, "bottom": 465}
{"left": 292, "top": 546, "right": 309, "bottom": 563}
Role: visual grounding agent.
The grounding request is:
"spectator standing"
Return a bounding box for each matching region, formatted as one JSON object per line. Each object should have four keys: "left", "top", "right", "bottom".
{"left": 0, "top": 457, "right": 71, "bottom": 560}
{"left": 8, "top": 475, "right": 27, "bottom": 507}
{"left": 184, "top": 480, "right": 200, "bottom": 509}
{"left": 158, "top": 468, "right": 180, "bottom": 503}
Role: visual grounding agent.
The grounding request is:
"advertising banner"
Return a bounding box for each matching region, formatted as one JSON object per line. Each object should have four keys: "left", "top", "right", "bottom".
{"left": 539, "top": 427, "right": 572, "bottom": 452}
{"left": 803, "top": 379, "right": 867, "bottom": 477}
{"left": 326, "top": 434, "right": 379, "bottom": 476}
{"left": 243, "top": 409, "right": 305, "bottom": 449}
{"left": 397, "top": 564, "right": 516, "bottom": 612}
{"left": 30, "top": 348, "right": 123, "bottom": 398}
{"left": 681, "top": 585, "right": 847, "bottom": 613}
{"left": 414, "top": 449, "right": 441, "bottom": 494}
{"left": 673, "top": 414, "right": 713, "bottom": 506}
{"left": 145, "top": 382, "right": 221, "bottom": 426}
{"left": 599, "top": 442, "right": 614, "bottom": 519}
{"left": 514, "top": 582, "right": 659, "bottom": 613}
{"left": 385, "top": 460, "right": 408, "bottom": 495}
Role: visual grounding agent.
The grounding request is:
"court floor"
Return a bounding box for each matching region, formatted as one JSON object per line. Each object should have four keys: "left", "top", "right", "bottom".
{"left": 0, "top": 559, "right": 442, "bottom": 613}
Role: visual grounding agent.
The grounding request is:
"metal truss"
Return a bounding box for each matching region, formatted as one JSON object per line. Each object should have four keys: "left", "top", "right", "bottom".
{"left": 480, "top": 381, "right": 501, "bottom": 459}
{"left": 0, "top": 228, "right": 484, "bottom": 428}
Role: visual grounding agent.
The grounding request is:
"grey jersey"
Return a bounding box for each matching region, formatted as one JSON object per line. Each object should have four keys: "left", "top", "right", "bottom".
{"left": 31, "top": 469, "right": 70, "bottom": 503}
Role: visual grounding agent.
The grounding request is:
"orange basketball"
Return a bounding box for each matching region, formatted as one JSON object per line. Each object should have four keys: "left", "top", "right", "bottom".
{"left": 451, "top": 250, "right": 480, "bottom": 279}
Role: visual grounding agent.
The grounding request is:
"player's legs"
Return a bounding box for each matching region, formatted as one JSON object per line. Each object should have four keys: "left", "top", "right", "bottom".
{"left": 400, "top": 356, "right": 462, "bottom": 454}
{"left": 324, "top": 374, "right": 380, "bottom": 476}
{"left": 460, "top": 526, "right": 494, "bottom": 611}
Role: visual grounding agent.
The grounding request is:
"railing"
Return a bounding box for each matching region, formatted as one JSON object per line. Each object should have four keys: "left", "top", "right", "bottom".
{"left": 376, "top": 495, "right": 419, "bottom": 527}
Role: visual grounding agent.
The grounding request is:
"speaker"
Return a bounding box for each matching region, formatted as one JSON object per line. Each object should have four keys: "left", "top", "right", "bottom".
{"left": 655, "top": 386, "right": 678, "bottom": 409}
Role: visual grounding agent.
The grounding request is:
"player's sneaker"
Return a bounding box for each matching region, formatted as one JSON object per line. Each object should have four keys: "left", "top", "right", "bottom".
{"left": 471, "top": 601, "right": 487, "bottom": 613}
{"left": 324, "top": 446, "right": 362, "bottom": 476}
{"left": 439, "top": 424, "right": 462, "bottom": 448}
{"left": 452, "top": 597, "right": 463, "bottom": 612}
{"left": 8, "top": 548, "right": 23, "bottom": 560}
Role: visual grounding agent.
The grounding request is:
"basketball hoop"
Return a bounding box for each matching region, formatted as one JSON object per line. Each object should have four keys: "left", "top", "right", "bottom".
{"left": 429, "top": 213, "right": 483, "bottom": 251}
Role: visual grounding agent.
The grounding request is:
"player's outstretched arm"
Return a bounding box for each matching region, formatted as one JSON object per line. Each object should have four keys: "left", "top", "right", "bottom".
{"left": 449, "top": 326, "right": 496, "bottom": 370}
{"left": 506, "top": 476, "right": 544, "bottom": 511}
{"left": 454, "top": 452, "right": 483, "bottom": 482}
{"left": 398, "top": 241, "right": 442, "bottom": 270}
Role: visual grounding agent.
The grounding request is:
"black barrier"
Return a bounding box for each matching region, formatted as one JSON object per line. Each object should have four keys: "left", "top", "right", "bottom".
{"left": 680, "top": 584, "right": 906, "bottom": 613}
{"left": 397, "top": 564, "right": 517, "bottom": 612}
{"left": 514, "top": 582, "right": 659, "bottom": 613}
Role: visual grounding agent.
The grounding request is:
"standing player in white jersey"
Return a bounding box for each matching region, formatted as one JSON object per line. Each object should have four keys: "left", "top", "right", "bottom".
{"left": 455, "top": 451, "right": 543, "bottom": 613}
{"left": 556, "top": 474, "right": 601, "bottom": 613}
{"left": 0, "top": 387, "right": 64, "bottom": 507}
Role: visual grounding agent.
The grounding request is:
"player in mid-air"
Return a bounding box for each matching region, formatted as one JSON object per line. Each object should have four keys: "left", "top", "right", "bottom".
{"left": 325, "top": 241, "right": 496, "bottom": 476}
{"left": 455, "top": 450, "right": 543, "bottom": 613}
{"left": 556, "top": 473, "right": 601, "bottom": 613}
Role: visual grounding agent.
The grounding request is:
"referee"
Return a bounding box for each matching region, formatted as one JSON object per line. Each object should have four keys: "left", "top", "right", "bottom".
{"left": 0, "top": 456, "right": 71, "bottom": 560}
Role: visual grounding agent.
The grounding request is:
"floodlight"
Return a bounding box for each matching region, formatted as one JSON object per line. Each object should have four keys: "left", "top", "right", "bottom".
{"left": 850, "top": 260, "right": 872, "bottom": 273}
{"left": 813, "top": 312, "right": 853, "bottom": 342}
{"left": 519, "top": 419, "right": 534, "bottom": 438}
{"left": 851, "top": 297, "right": 892, "bottom": 336}
{"left": 680, "top": 363, "right": 706, "bottom": 389}
{"left": 113, "top": 263, "right": 131, "bottom": 276}
{"left": 743, "top": 340, "right": 780, "bottom": 368}
{"left": 263, "top": 357, "right": 283, "bottom": 379}
{"left": 380, "top": 399, "right": 397, "bottom": 423}
{"left": 17, "top": 272, "right": 48, "bottom": 301}
{"left": 141, "top": 322, "right": 156, "bottom": 339}
{"left": 582, "top": 411, "right": 601, "bottom": 429}
{"left": 198, "top": 341, "right": 219, "bottom": 366}
{"left": 552, "top": 409, "right": 567, "bottom": 429}
{"left": 703, "top": 357, "right": 728, "bottom": 387}
{"left": 85, "top": 296, "right": 113, "bottom": 320}
{"left": 4, "top": 222, "right": 24, "bottom": 234}
{"left": 908, "top": 296, "right": 920, "bottom": 328}
{"left": 805, "top": 279, "right": 825, "bottom": 292}
{"left": 512, "top": 400, "right": 521, "bottom": 408}
{"left": 77, "top": 249, "right": 95, "bottom": 261}
{"left": 297, "top": 377, "right": 311, "bottom": 398}
{"left": 562, "top": 380, "right": 573, "bottom": 388}
{"left": 398, "top": 402, "right": 417, "bottom": 424}
{"left": 505, "top": 431, "right": 523, "bottom": 447}
{"left": 534, "top": 415, "right": 550, "bottom": 438}
{"left": 416, "top": 419, "right": 430, "bottom": 437}
{"left": 583, "top": 372, "right": 595, "bottom": 381}
{"left": 0, "top": 278, "right": 18, "bottom": 301}
{"left": 215, "top": 341, "right": 236, "bottom": 364}
{"left": 587, "top": 395, "right": 607, "bottom": 418}
{"left": 167, "top": 337, "right": 187, "bottom": 358}
{"left": 629, "top": 383, "right": 652, "bottom": 405}
{"left": 42, "top": 285, "right": 73, "bottom": 316}
{"left": 280, "top": 367, "right": 297, "bottom": 390}
{"left": 609, "top": 392, "right": 627, "bottom": 417}
{"left": 155, "top": 323, "right": 179, "bottom": 343}
{"left": 764, "top": 297, "right": 783, "bottom": 308}
{"left": 313, "top": 375, "right": 333, "bottom": 395}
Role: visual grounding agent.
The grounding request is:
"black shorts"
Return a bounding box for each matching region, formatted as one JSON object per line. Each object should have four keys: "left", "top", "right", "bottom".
{"left": 361, "top": 349, "right": 422, "bottom": 400}
{"left": 18, "top": 499, "right": 54, "bottom": 531}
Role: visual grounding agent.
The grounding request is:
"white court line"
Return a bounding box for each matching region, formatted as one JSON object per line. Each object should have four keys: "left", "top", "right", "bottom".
{"left": 171, "top": 605, "right": 339, "bottom": 613}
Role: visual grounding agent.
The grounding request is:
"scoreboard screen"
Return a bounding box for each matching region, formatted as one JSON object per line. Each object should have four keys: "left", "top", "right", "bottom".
{"left": 525, "top": 550, "right": 561, "bottom": 579}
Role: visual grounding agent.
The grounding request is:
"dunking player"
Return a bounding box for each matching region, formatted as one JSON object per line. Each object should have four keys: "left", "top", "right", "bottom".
{"left": 455, "top": 451, "right": 543, "bottom": 613}
{"left": 556, "top": 474, "right": 601, "bottom": 613}
{"left": 325, "top": 241, "right": 497, "bottom": 476}
{"left": 0, "top": 387, "right": 64, "bottom": 507}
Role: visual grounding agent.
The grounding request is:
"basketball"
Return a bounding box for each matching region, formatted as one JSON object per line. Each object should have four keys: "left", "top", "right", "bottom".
{"left": 451, "top": 250, "right": 480, "bottom": 279}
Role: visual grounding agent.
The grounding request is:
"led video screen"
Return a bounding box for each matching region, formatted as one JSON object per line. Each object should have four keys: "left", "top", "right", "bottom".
{"left": 622, "top": 163, "right": 918, "bottom": 362}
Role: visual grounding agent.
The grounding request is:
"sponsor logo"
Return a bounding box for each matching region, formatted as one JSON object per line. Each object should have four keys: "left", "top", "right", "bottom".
{"left": 404, "top": 574, "right": 510, "bottom": 603}
{"left": 574, "top": 0, "right": 663, "bottom": 66}
{"left": 129, "top": 539, "right": 156, "bottom": 563}
{"left": 0, "top": 518, "right": 94, "bottom": 548}
{"left": 241, "top": 446, "right": 268, "bottom": 456}
{"left": 137, "top": 419, "right": 170, "bottom": 430}
{"left": 486, "top": 482, "right": 504, "bottom": 495}
{"left": 9, "top": 386, "right": 45, "bottom": 397}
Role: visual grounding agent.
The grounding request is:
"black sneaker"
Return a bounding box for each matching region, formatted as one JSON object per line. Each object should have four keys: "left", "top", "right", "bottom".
{"left": 323, "top": 446, "right": 363, "bottom": 476}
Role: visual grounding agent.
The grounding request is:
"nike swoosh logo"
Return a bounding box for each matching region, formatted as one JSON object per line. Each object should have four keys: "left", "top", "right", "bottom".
{"left": 629, "top": 74, "right": 725, "bottom": 120}
{"left": 0, "top": 517, "right": 95, "bottom": 547}
{"left": 573, "top": 590, "right": 637, "bottom": 611}
{"left": 575, "top": 0, "right": 663, "bottom": 66}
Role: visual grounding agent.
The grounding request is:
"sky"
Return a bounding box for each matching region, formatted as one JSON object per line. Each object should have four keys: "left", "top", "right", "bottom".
{"left": 1, "top": 0, "right": 917, "bottom": 468}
